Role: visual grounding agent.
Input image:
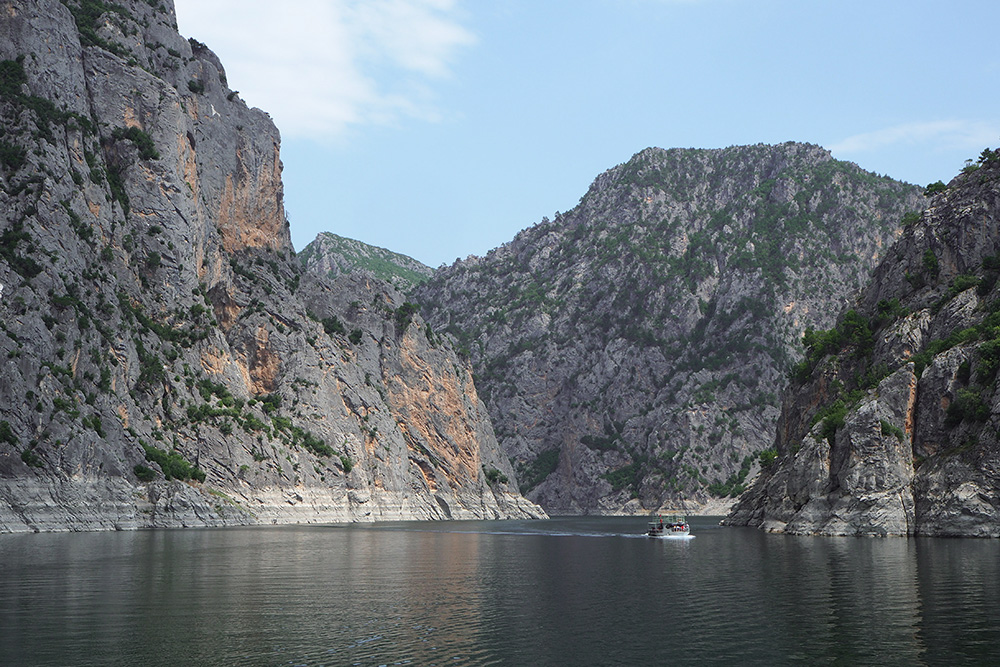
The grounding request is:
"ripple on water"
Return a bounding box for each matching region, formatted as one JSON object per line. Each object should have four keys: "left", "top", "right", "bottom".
{"left": 1, "top": 520, "right": 999, "bottom": 666}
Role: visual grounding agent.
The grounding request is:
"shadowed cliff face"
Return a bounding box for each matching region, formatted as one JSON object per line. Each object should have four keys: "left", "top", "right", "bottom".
{"left": 0, "top": 0, "right": 544, "bottom": 531}
{"left": 415, "top": 144, "right": 926, "bottom": 515}
{"left": 726, "top": 150, "right": 1000, "bottom": 536}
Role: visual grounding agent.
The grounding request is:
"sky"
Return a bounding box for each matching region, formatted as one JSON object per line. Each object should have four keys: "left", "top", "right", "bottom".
{"left": 173, "top": 0, "right": 1000, "bottom": 269}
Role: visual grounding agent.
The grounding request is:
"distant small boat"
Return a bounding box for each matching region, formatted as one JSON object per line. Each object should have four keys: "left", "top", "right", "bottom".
{"left": 647, "top": 514, "right": 690, "bottom": 538}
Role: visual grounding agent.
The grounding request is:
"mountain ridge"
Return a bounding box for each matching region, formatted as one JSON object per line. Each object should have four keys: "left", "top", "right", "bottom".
{"left": 298, "top": 231, "right": 433, "bottom": 291}
{"left": 413, "top": 142, "right": 926, "bottom": 515}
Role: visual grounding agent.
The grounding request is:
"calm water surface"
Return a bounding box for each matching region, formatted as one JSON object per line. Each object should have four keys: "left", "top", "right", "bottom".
{"left": 1, "top": 516, "right": 998, "bottom": 666}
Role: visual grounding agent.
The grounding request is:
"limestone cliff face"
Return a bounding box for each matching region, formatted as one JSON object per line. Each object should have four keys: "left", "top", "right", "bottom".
{"left": 725, "top": 150, "right": 1000, "bottom": 536}
{"left": 0, "top": 0, "right": 544, "bottom": 532}
{"left": 414, "top": 144, "right": 925, "bottom": 515}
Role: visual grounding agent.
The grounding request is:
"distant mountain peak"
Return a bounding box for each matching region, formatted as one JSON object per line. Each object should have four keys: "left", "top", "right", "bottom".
{"left": 298, "top": 232, "right": 433, "bottom": 290}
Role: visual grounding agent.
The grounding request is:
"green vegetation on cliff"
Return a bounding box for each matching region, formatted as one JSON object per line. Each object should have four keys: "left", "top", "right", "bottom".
{"left": 726, "top": 146, "right": 1000, "bottom": 536}
{"left": 0, "top": 0, "right": 540, "bottom": 532}
{"left": 298, "top": 232, "right": 433, "bottom": 290}
{"left": 416, "top": 143, "right": 925, "bottom": 513}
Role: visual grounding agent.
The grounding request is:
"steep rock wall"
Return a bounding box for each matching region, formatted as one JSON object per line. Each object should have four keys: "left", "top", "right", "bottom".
{"left": 0, "top": 0, "right": 544, "bottom": 532}
{"left": 415, "top": 144, "right": 925, "bottom": 515}
{"left": 725, "top": 151, "right": 1000, "bottom": 536}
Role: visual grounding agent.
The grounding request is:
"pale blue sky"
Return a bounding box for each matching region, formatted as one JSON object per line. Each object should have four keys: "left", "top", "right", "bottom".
{"left": 174, "top": 0, "right": 1000, "bottom": 268}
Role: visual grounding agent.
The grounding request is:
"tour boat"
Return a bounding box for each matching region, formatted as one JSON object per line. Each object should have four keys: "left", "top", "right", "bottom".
{"left": 647, "top": 514, "right": 690, "bottom": 538}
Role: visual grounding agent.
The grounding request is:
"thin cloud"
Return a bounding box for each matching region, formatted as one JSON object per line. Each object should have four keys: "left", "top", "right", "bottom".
{"left": 348, "top": 0, "right": 476, "bottom": 78}
{"left": 173, "top": 0, "right": 475, "bottom": 139}
{"left": 830, "top": 120, "right": 1000, "bottom": 155}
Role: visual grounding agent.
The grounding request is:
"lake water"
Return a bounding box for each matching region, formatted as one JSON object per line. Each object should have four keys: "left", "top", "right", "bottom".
{"left": 1, "top": 516, "right": 998, "bottom": 666}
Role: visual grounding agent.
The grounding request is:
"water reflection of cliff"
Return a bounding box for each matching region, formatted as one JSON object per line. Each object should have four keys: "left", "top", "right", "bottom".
{"left": 2, "top": 521, "right": 1000, "bottom": 665}
{"left": 771, "top": 536, "right": 923, "bottom": 664}
{"left": 915, "top": 538, "right": 1000, "bottom": 664}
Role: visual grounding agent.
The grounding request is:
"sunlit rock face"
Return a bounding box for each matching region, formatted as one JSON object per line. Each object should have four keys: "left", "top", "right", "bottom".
{"left": 0, "top": 0, "right": 544, "bottom": 532}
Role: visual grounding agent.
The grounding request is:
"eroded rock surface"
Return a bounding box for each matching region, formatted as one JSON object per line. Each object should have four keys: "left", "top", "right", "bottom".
{"left": 414, "top": 144, "right": 924, "bottom": 515}
{"left": 726, "top": 151, "right": 1000, "bottom": 536}
{"left": 0, "top": 0, "right": 544, "bottom": 532}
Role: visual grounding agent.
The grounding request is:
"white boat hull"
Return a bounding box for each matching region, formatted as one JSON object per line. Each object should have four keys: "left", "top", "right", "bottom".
{"left": 647, "top": 528, "right": 691, "bottom": 538}
{"left": 647, "top": 515, "right": 691, "bottom": 538}
{"left": 649, "top": 531, "right": 693, "bottom": 539}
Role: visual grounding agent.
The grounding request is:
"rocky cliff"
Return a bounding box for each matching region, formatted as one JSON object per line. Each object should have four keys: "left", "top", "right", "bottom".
{"left": 0, "top": 0, "right": 544, "bottom": 532}
{"left": 414, "top": 144, "right": 925, "bottom": 514}
{"left": 724, "top": 149, "right": 1000, "bottom": 536}
{"left": 299, "top": 231, "right": 434, "bottom": 291}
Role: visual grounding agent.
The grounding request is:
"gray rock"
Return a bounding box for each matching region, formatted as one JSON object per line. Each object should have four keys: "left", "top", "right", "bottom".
{"left": 727, "top": 151, "right": 1000, "bottom": 536}
{"left": 414, "top": 144, "right": 924, "bottom": 515}
{"left": 298, "top": 232, "right": 434, "bottom": 291}
{"left": 0, "top": 0, "right": 545, "bottom": 532}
